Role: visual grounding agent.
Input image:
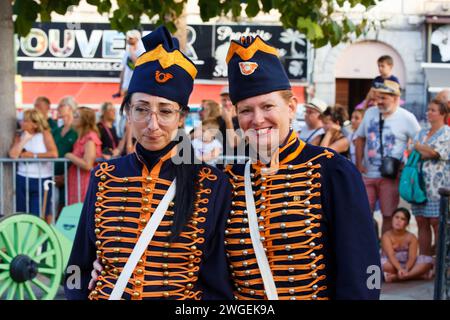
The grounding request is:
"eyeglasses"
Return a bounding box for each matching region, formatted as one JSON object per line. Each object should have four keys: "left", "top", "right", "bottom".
{"left": 130, "top": 104, "right": 182, "bottom": 124}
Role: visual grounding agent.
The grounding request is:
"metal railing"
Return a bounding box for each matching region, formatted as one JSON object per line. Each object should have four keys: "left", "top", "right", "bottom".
{"left": 434, "top": 187, "right": 450, "bottom": 300}
{"left": 0, "top": 158, "right": 85, "bottom": 223}
{"left": 0, "top": 155, "right": 249, "bottom": 221}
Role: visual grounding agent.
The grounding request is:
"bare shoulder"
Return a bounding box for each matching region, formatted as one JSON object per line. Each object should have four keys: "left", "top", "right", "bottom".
{"left": 381, "top": 230, "right": 393, "bottom": 241}
{"left": 406, "top": 231, "right": 418, "bottom": 243}
{"left": 42, "top": 129, "right": 53, "bottom": 138}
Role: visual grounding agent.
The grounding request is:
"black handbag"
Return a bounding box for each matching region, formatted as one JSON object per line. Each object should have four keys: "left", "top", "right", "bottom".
{"left": 379, "top": 114, "right": 401, "bottom": 179}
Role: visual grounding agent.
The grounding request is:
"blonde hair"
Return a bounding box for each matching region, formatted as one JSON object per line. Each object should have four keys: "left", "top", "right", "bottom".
{"left": 202, "top": 118, "right": 220, "bottom": 129}
{"left": 76, "top": 107, "right": 100, "bottom": 138}
{"left": 23, "top": 109, "right": 49, "bottom": 133}
{"left": 202, "top": 100, "right": 221, "bottom": 120}
{"left": 278, "top": 90, "right": 294, "bottom": 103}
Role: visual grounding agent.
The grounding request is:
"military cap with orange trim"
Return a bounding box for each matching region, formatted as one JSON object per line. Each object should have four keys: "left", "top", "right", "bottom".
{"left": 226, "top": 35, "right": 291, "bottom": 105}
{"left": 127, "top": 26, "right": 198, "bottom": 109}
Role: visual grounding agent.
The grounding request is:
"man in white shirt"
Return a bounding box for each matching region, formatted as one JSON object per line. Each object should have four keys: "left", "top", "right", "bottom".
{"left": 355, "top": 79, "right": 421, "bottom": 235}
{"left": 298, "top": 98, "right": 327, "bottom": 144}
{"left": 118, "top": 30, "right": 146, "bottom": 97}
{"left": 117, "top": 30, "right": 146, "bottom": 139}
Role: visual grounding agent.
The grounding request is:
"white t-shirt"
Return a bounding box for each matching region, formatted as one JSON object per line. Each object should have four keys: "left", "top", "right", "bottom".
{"left": 347, "top": 130, "right": 358, "bottom": 165}
{"left": 17, "top": 132, "right": 52, "bottom": 178}
{"left": 298, "top": 126, "right": 325, "bottom": 143}
{"left": 354, "top": 106, "right": 421, "bottom": 178}
{"left": 192, "top": 138, "right": 223, "bottom": 166}
{"left": 121, "top": 41, "right": 145, "bottom": 91}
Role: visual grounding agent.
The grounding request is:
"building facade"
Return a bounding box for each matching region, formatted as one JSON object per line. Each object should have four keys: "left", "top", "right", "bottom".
{"left": 313, "top": 0, "right": 450, "bottom": 121}
{"left": 15, "top": 0, "right": 450, "bottom": 123}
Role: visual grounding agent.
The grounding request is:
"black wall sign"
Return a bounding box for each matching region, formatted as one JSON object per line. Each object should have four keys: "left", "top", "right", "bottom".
{"left": 17, "top": 22, "right": 309, "bottom": 82}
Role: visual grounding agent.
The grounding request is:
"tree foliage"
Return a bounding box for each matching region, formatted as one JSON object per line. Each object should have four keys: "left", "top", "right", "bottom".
{"left": 13, "top": 0, "right": 377, "bottom": 48}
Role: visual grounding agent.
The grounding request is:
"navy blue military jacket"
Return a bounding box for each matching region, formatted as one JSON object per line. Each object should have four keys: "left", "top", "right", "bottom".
{"left": 225, "top": 131, "right": 381, "bottom": 300}
{"left": 64, "top": 142, "right": 233, "bottom": 300}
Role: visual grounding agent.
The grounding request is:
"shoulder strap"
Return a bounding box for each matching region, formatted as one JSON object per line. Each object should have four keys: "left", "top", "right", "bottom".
{"left": 406, "top": 150, "right": 420, "bottom": 167}
{"left": 305, "top": 128, "right": 321, "bottom": 143}
{"left": 378, "top": 113, "right": 384, "bottom": 158}
{"left": 244, "top": 161, "right": 278, "bottom": 300}
{"left": 101, "top": 122, "right": 118, "bottom": 149}
{"left": 109, "top": 179, "right": 176, "bottom": 300}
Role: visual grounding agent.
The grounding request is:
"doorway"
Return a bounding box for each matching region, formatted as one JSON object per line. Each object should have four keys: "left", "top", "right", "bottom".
{"left": 334, "top": 40, "right": 406, "bottom": 116}
{"left": 335, "top": 78, "right": 373, "bottom": 115}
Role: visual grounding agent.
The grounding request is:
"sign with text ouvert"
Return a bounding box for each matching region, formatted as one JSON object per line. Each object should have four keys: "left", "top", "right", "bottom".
{"left": 17, "top": 23, "right": 309, "bottom": 82}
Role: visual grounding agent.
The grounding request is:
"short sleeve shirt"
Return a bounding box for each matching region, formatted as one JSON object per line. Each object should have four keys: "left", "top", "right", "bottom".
{"left": 299, "top": 126, "right": 325, "bottom": 143}
{"left": 121, "top": 42, "right": 146, "bottom": 91}
{"left": 355, "top": 106, "right": 421, "bottom": 178}
{"left": 52, "top": 126, "right": 78, "bottom": 175}
{"left": 372, "top": 75, "right": 400, "bottom": 86}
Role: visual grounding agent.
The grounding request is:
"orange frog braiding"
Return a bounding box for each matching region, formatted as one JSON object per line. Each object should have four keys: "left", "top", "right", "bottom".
{"left": 198, "top": 167, "right": 217, "bottom": 182}
{"left": 225, "top": 151, "right": 334, "bottom": 300}
{"left": 136, "top": 173, "right": 212, "bottom": 300}
{"left": 278, "top": 149, "right": 334, "bottom": 170}
{"left": 95, "top": 162, "right": 115, "bottom": 178}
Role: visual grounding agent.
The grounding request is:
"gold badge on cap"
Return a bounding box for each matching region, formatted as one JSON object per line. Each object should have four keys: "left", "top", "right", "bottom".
{"left": 238, "top": 62, "right": 258, "bottom": 75}
{"left": 155, "top": 70, "right": 173, "bottom": 83}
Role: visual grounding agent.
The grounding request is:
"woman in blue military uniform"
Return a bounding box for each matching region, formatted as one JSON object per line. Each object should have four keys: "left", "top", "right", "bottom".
{"left": 64, "top": 26, "right": 233, "bottom": 300}
{"left": 223, "top": 36, "right": 381, "bottom": 300}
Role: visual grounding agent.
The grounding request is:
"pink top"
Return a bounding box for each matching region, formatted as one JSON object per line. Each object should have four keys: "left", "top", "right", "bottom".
{"left": 68, "top": 131, "right": 102, "bottom": 204}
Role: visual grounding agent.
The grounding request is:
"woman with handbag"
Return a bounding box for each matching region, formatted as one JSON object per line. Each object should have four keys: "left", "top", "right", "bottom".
{"left": 412, "top": 99, "right": 450, "bottom": 260}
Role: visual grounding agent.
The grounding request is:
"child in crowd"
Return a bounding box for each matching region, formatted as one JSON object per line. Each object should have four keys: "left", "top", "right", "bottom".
{"left": 373, "top": 55, "right": 400, "bottom": 87}
{"left": 348, "top": 109, "right": 365, "bottom": 164}
{"left": 381, "top": 208, "right": 433, "bottom": 282}
{"left": 191, "top": 118, "right": 223, "bottom": 166}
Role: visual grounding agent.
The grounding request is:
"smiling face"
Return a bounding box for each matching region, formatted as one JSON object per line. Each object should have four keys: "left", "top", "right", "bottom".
{"left": 57, "top": 105, "right": 73, "bottom": 125}
{"left": 236, "top": 91, "right": 297, "bottom": 157}
{"left": 127, "top": 92, "right": 184, "bottom": 151}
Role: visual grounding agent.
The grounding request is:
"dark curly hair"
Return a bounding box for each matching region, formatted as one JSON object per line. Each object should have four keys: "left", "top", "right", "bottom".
{"left": 321, "top": 104, "right": 349, "bottom": 126}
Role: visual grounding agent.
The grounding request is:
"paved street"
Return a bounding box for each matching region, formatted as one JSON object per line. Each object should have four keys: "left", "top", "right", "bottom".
{"left": 53, "top": 207, "right": 436, "bottom": 301}
{"left": 54, "top": 281, "right": 436, "bottom": 300}
{"left": 380, "top": 280, "right": 434, "bottom": 300}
